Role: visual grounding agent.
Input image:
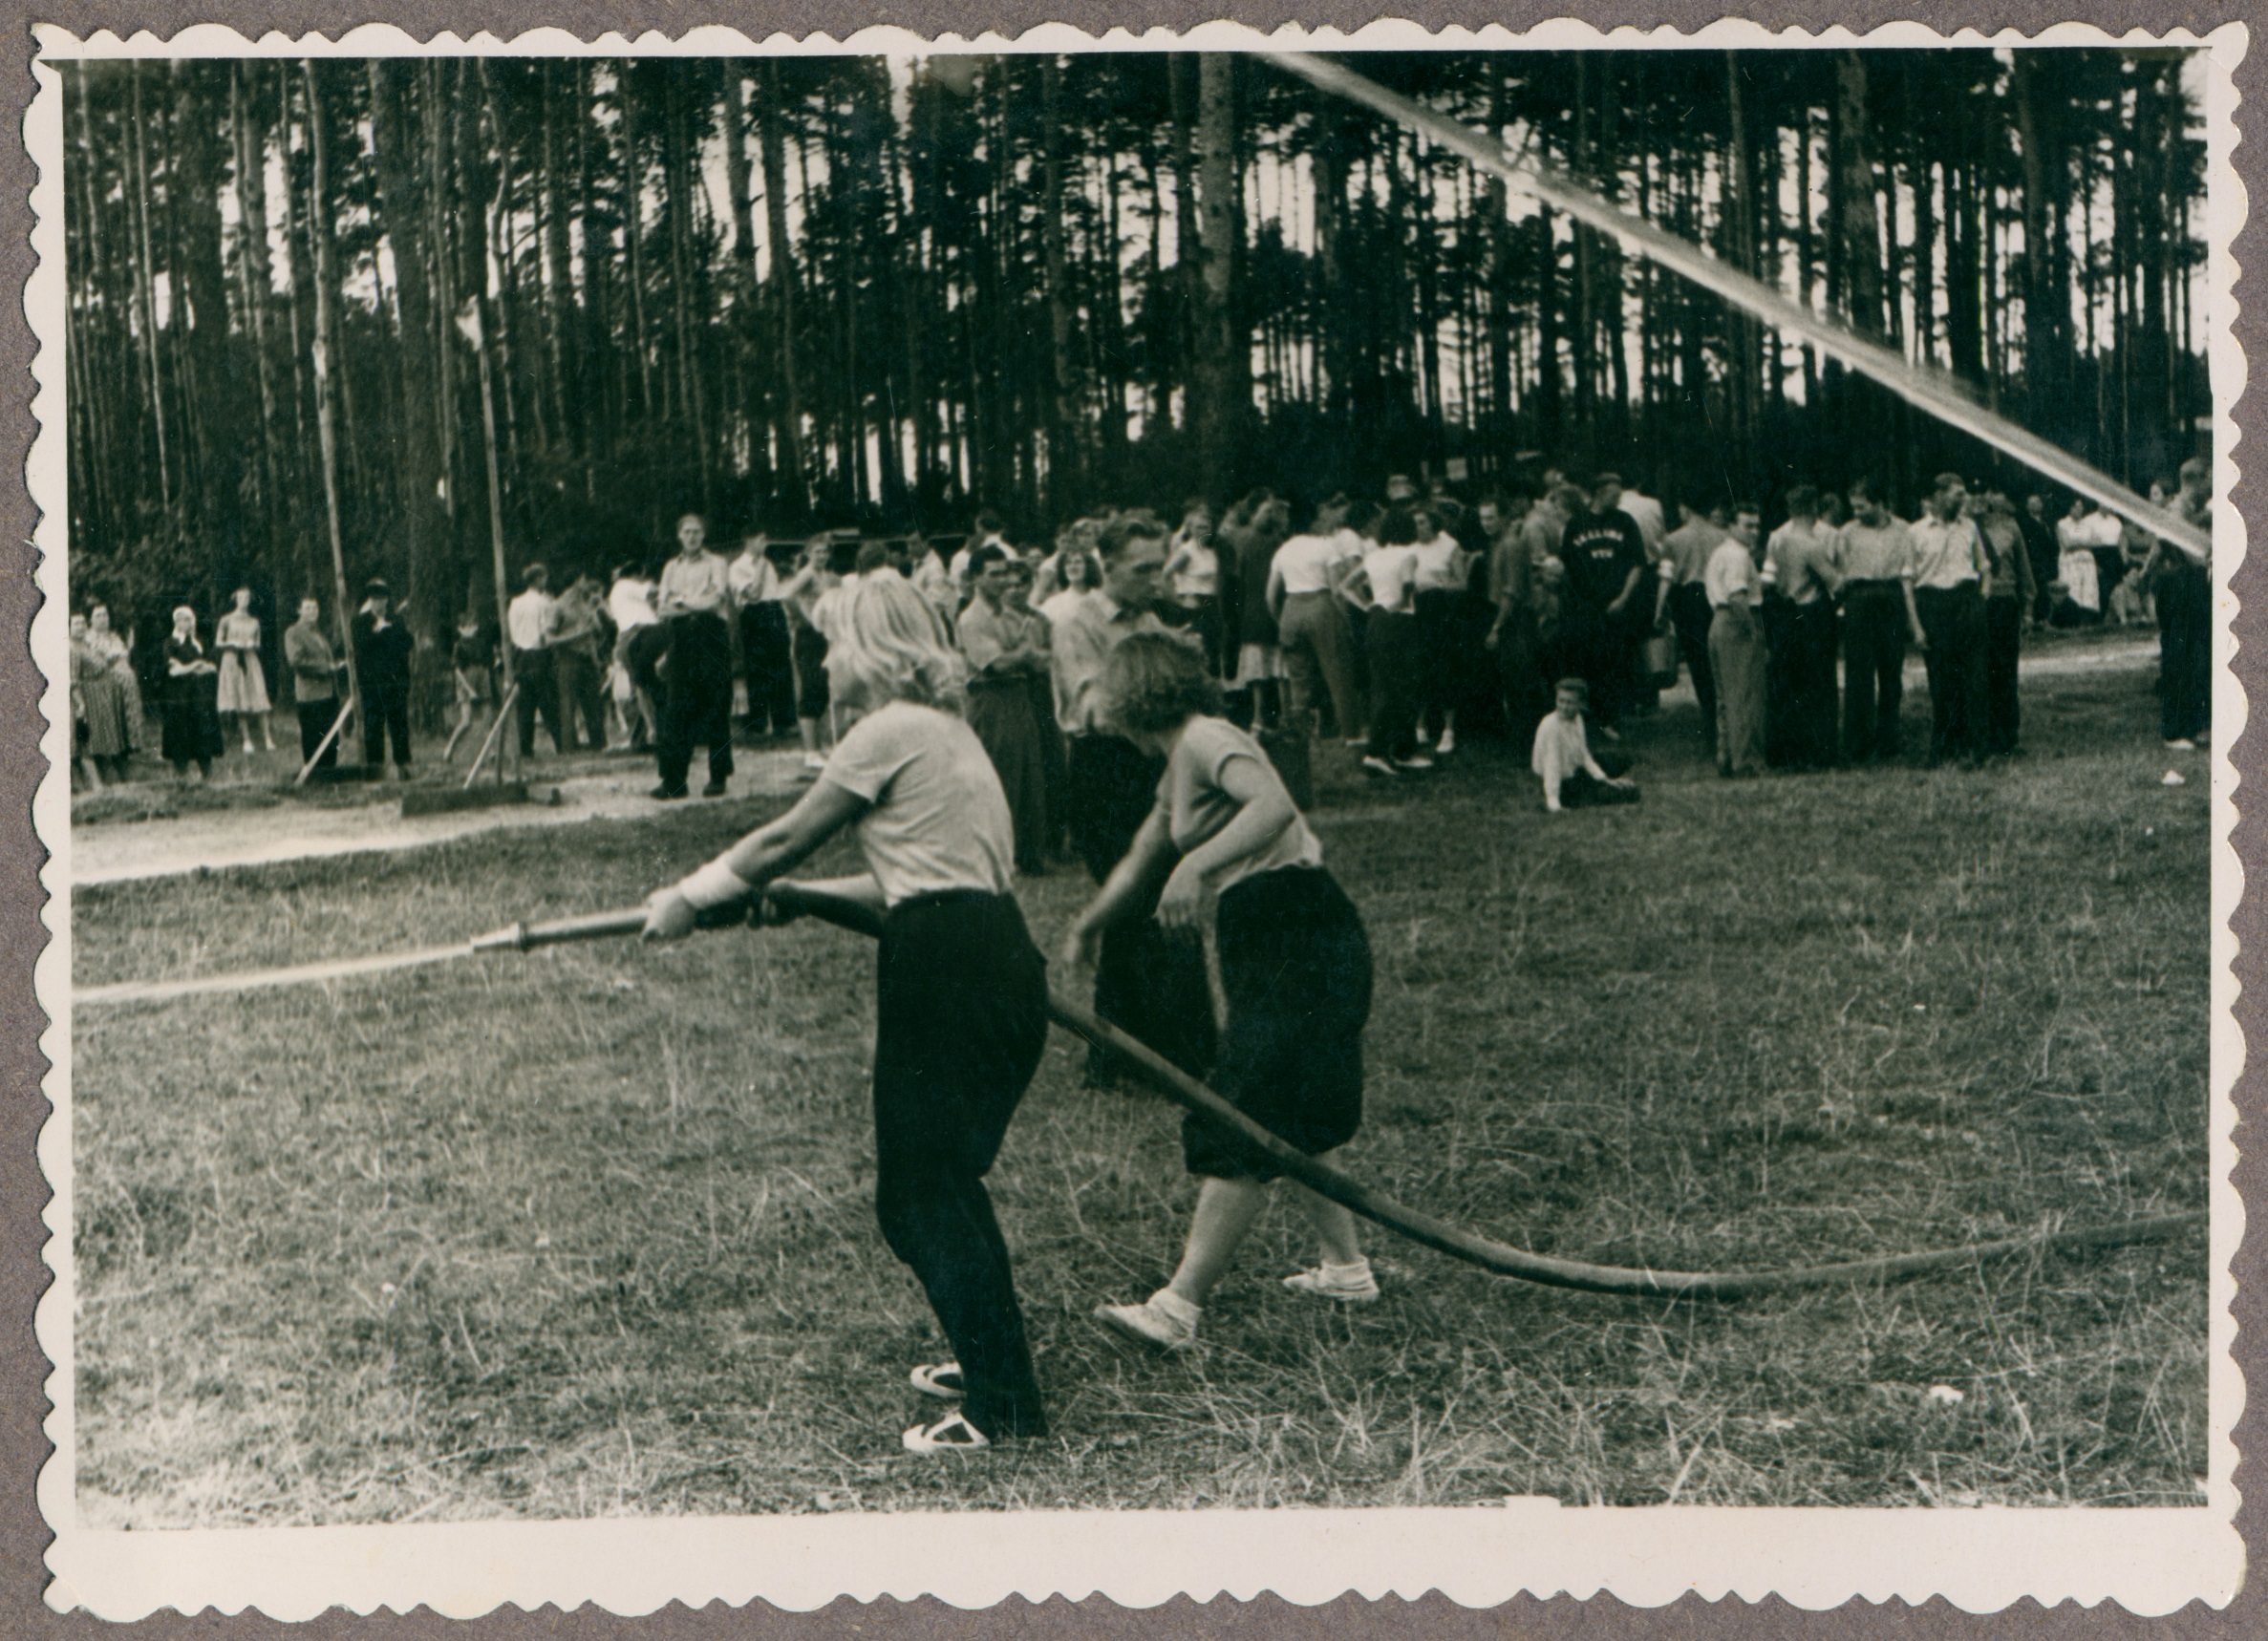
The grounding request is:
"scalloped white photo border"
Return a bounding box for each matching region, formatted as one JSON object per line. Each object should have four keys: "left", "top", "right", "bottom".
{"left": 27, "top": 16, "right": 2249, "bottom": 1618}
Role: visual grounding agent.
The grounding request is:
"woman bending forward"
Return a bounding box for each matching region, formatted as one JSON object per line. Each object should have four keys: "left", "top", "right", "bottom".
{"left": 643, "top": 574, "right": 1050, "bottom": 1455}
{"left": 1066, "top": 633, "right": 1378, "bottom": 1351}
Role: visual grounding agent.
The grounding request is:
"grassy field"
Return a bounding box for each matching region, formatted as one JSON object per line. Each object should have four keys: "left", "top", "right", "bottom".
{"left": 68, "top": 659, "right": 2211, "bottom": 1522}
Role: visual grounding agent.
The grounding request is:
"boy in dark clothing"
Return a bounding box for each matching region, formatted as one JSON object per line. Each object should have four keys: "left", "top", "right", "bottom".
{"left": 1556, "top": 474, "right": 1649, "bottom": 729}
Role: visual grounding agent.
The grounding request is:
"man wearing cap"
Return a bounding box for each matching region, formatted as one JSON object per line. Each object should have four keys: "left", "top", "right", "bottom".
{"left": 352, "top": 579, "right": 415, "bottom": 780}
{"left": 1556, "top": 472, "right": 1650, "bottom": 732}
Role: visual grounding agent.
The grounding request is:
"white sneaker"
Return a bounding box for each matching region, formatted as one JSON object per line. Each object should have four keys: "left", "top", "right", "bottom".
{"left": 1096, "top": 1289, "right": 1199, "bottom": 1351}
{"left": 1393, "top": 754, "right": 1436, "bottom": 772}
{"left": 1436, "top": 728, "right": 1457, "bottom": 755}
{"left": 2165, "top": 738, "right": 2197, "bottom": 752}
{"left": 909, "top": 1362, "right": 964, "bottom": 1400}
{"left": 1283, "top": 1261, "right": 1381, "bottom": 1305}
{"left": 1360, "top": 756, "right": 1400, "bottom": 778}
{"left": 902, "top": 1411, "right": 991, "bottom": 1455}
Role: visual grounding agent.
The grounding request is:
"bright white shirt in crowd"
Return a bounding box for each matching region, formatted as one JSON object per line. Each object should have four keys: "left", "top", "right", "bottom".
{"left": 1531, "top": 710, "right": 1604, "bottom": 789}
{"left": 1703, "top": 540, "right": 1761, "bottom": 609}
{"left": 1618, "top": 492, "right": 1666, "bottom": 554}
{"left": 609, "top": 577, "right": 657, "bottom": 633}
{"left": 821, "top": 699, "right": 1016, "bottom": 905}
{"left": 507, "top": 587, "right": 555, "bottom": 650}
{"left": 1414, "top": 532, "right": 1467, "bottom": 591}
{"left": 1909, "top": 514, "right": 1986, "bottom": 590}
{"left": 1364, "top": 544, "right": 1423, "bottom": 612}
{"left": 1271, "top": 533, "right": 1346, "bottom": 597}
{"left": 728, "top": 550, "right": 782, "bottom": 606}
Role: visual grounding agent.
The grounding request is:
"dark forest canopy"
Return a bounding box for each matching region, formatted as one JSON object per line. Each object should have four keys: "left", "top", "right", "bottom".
{"left": 64, "top": 48, "right": 2209, "bottom": 643}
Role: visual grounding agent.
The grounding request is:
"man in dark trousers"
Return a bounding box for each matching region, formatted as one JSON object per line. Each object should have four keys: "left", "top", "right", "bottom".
{"left": 283, "top": 595, "right": 341, "bottom": 773}
{"left": 1049, "top": 515, "right": 1216, "bottom": 1087}
{"left": 1651, "top": 501, "right": 1723, "bottom": 751}
{"left": 352, "top": 579, "right": 415, "bottom": 780}
{"left": 1910, "top": 473, "right": 1991, "bottom": 767}
{"left": 653, "top": 512, "right": 736, "bottom": 799}
{"left": 1834, "top": 479, "right": 1925, "bottom": 765}
{"left": 1556, "top": 473, "right": 1649, "bottom": 733}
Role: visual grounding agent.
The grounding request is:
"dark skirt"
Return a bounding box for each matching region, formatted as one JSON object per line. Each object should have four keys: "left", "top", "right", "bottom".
{"left": 965, "top": 680, "right": 1048, "bottom": 874}
{"left": 162, "top": 672, "right": 224, "bottom": 766}
{"left": 1184, "top": 865, "right": 1373, "bottom": 1182}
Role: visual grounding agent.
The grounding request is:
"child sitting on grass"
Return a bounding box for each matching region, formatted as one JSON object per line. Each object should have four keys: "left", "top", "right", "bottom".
{"left": 1064, "top": 633, "right": 1379, "bottom": 1351}
{"left": 1532, "top": 677, "right": 1638, "bottom": 813}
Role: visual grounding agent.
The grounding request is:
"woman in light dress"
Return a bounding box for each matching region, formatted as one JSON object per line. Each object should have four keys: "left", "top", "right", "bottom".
{"left": 214, "top": 586, "right": 276, "bottom": 755}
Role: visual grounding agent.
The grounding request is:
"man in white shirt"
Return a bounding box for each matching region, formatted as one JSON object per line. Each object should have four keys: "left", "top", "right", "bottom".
{"left": 506, "top": 562, "right": 567, "bottom": 759}
{"left": 1909, "top": 474, "right": 1989, "bottom": 765}
{"left": 653, "top": 512, "right": 736, "bottom": 799}
{"left": 729, "top": 532, "right": 796, "bottom": 739}
{"left": 1704, "top": 503, "right": 1767, "bottom": 778}
{"left": 1762, "top": 484, "right": 1843, "bottom": 770}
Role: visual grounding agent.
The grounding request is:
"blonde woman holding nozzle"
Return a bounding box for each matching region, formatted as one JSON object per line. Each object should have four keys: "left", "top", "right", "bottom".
{"left": 642, "top": 573, "right": 1049, "bottom": 1457}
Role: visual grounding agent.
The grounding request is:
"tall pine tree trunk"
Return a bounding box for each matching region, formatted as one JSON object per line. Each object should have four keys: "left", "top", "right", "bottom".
{"left": 1193, "top": 53, "right": 1247, "bottom": 501}
{"left": 369, "top": 61, "right": 449, "bottom": 638}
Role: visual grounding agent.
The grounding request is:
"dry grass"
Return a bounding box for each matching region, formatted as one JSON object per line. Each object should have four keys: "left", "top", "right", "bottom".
{"left": 69, "top": 662, "right": 2209, "bottom": 1522}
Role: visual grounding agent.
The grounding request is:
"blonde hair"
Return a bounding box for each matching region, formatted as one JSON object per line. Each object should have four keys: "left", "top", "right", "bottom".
{"left": 824, "top": 572, "right": 967, "bottom": 712}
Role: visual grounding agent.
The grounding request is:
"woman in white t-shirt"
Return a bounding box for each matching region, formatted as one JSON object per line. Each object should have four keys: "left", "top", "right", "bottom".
{"left": 643, "top": 574, "right": 1050, "bottom": 1456}
{"left": 1064, "top": 634, "right": 1378, "bottom": 1352}
{"left": 1349, "top": 506, "right": 1432, "bottom": 776}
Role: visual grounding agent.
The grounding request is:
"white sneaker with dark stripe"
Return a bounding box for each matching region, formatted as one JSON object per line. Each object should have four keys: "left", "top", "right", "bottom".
{"left": 902, "top": 1411, "right": 991, "bottom": 1455}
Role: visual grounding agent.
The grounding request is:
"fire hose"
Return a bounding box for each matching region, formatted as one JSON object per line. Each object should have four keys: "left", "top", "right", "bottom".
{"left": 76, "top": 884, "right": 2202, "bottom": 1298}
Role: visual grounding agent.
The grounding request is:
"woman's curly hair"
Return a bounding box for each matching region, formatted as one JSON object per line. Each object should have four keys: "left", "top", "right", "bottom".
{"left": 1097, "top": 631, "right": 1222, "bottom": 735}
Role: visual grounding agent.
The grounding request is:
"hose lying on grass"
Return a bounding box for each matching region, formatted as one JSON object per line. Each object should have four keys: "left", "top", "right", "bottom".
{"left": 80, "top": 884, "right": 2205, "bottom": 1299}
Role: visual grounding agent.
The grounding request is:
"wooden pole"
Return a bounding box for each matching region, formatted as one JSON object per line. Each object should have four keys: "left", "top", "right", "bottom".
{"left": 462, "top": 682, "right": 516, "bottom": 789}
{"left": 462, "top": 295, "right": 515, "bottom": 776}
{"left": 292, "top": 695, "right": 354, "bottom": 787}
{"left": 302, "top": 62, "right": 365, "bottom": 757}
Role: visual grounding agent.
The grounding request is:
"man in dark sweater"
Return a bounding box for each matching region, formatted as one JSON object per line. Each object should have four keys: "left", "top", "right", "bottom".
{"left": 1556, "top": 473, "right": 1650, "bottom": 731}
{"left": 352, "top": 579, "right": 416, "bottom": 779}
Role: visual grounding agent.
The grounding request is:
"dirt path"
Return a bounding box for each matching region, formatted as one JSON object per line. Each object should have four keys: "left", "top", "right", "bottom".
{"left": 69, "top": 748, "right": 820, "bottom": 886}
{"left": 69, "top": 638, "right": 2160, "bottom": 889}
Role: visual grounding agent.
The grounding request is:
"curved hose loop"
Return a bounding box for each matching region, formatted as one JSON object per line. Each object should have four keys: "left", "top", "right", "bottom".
{"left": 758, "top": 885, "right": 2204, "bottom": 1300}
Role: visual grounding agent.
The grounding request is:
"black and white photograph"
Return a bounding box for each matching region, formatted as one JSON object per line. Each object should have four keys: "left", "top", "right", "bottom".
{"left": 36, "top": 22, "right": 2239, "bottom": 1617}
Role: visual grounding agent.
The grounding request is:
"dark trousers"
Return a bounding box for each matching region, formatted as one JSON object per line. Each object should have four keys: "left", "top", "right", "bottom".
{"left": 1841, "top": 583, "right": 1908, "bottom": 763}
{"left": 1982, "top": 597, "right": 2023, "bottom": 755}
{"left": 1065, "top": 733, "right": 1217, "bottom": 1081}
{"left": 1763, "top": 596, "right": 1800, "bottom": 767}
{"left": 1915, "top": 584, "right": 1987, "bottom": 762}
{"left": 1777, "top": 600, "right": 1841, "bottom": 770}
{"left": 1496, "top": 619, "right": 1548, "bottom": 747}
{"left": 1563, "top": 606, "right": 1634, "bottom": 726}
{"left": 739, "top": 602, "right": 797, "bottom": 735}
{"left": 656, "top": 613, "right": 736, "bottom": 791}
{"left": 2158, "top": 559, "right": 2211, "bottom": 742}
{"left": 295, "top": 697, "right": 339, "bottom": 771}
{"left": 1668, "top": 583, "right": 1717, "bottom": 742}
{"left": 555, "top": 646, "right": 607, "bottom": 751}
{"left": 362, "top": 690, "right": 411, "bottom": 769}
{"left": 872, "top": 891, "right": 1050, "bottom": 1440}
{"left": 1561, "top": 747, "right": 1638, "bottom": 808}
{"left": 513, "top": 648, "right": 564, "bottom": 757}
{"left": 1364, "top": 608, "right": 1423, "bottom": 762}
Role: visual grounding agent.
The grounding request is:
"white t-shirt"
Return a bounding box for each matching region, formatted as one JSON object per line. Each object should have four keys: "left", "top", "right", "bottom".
{"left": 1364, "top": 544, "right": 1423, "bottom": 613}
{"left": 1271, "top": 533, "right": 1345, "bottom": 597}
{"left": 609, "top": 578, "right": 658, "bottom": 633}
{"left": 1158, "top": 716, "right": 1322, "bottom": 895}
{"left": 507, "top": 588, "right": 555, "bottom": 650}
{"left": 822, "top": 700, "right": 1016, "bottom": 906}
{"left": 1414, "top": 532, "right": 1467, "bottom": 592}
{"left": 1530, "top": 711, "right": 1596, "bottom": 788}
